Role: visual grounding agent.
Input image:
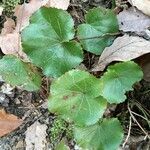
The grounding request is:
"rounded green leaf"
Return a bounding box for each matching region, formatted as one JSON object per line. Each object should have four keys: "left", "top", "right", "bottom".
{"left": 0, "top": 55, "right": 41, "bottom": 91}
{"left": 22, "top": 7, "right": 83, "bottom": 78}
{"left": 77, "top": 7, "right": 119, "bottom": 55}
{"left": 48, "top": 70, "right": 107, "bottom": 126}
{"left": 99, "top": 61, "right": 143, "bottom": 103}
{"left": 74, "top": 118, "right": 123, "bottom": 150}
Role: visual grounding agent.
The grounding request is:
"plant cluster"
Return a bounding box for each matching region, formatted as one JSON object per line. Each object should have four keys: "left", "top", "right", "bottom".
{"left": 49, "top": 118, "right": 73, "bottom": 146}
{"left": 0, "top": 6, "right": 143, "bottom": 149}
{"left": 2, "top": 0, "right": 20, "bottom": 16}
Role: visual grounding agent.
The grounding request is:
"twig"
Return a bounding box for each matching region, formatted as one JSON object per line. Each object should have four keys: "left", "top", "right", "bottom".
{"left": 131, "top": 110, "right": 149, "bottom": 122}
{"left": 128, "top": 103, "right": 150, "bottom": 138}
{"left": 122, "top": 116, "right": 132, "bottom": 148}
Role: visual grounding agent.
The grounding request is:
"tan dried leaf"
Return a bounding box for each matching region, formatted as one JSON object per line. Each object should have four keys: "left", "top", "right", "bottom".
{"left": 0, "top": 109, "right": 23, "bottom": 137}
{"left": 1, "top": 18, "right": 16, "bottom": 35}
{"left": 93, "top": 34, "right": 150, "bottom": 71}
{"left": 14, "top": 0, "right": 49, "bottom": 31}
{"left": 15, "top": 0, "right": 70, "bottom": 31}
{"left": 129, "top": 0, "right": 150, "bottom": 16}
{"left": 0, "top": 32, "right": 22, "bottom": 55}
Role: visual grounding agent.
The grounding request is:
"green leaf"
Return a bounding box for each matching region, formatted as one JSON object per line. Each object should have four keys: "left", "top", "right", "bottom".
{"left": 99, "top": 61, "right": 143, "bottom": 103}
{"left": 77, "top": 7, "right": 119, "bottom": 55}
{"left": 22, "top": 7, "right": 83, "bottom": 78}
{"left": 74, "top": 118, "right": 123, "bottom": 150}
{"left": 48, "top": 70, "right": 107, "bottom": 126}
{"left": 55, "top": 140, "right": 70, "bottom": 150}
{"left": 0, "top": 55, "right": 41, "bottom": 91}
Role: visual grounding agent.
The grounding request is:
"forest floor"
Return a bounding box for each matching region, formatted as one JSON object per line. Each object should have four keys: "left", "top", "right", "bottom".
{"left": 0, "top": 0, "right": 150, "bottom": 150}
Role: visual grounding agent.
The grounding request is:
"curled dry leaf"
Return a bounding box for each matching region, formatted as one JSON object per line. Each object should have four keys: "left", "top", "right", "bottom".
{"left": 93, "top": 34, "right": 150, "bottom": 71}
{"left": 0, "top": 18, "right": 27, "bottom": 58}
{"left": 1, "top": 18, "right": 16, "bottom": 35}
{"left": 128, "top": 0, "right": 150, "bottom": 16}
{"left": 117, "top": 7, "right": 150, "bottom": 33}
{"left": 0, "top": 32, "right": 26, "bottom": 58}
{"left": 0, "top": 109, "right": 23, "bottom": 137}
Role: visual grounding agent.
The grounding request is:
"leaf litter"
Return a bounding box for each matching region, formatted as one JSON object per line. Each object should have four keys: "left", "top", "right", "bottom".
{"left": 93, "top": 34, "right": 150, "bottom": 71}
{"left": 0, "top": 109, "right": 23, "bottom": 137}
{"left": 117, "top": 7, "right": 150, "bottom": 34}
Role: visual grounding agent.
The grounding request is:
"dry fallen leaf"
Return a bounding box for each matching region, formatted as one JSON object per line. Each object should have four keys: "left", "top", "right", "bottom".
{"left": 25, "top": 121, "right": 48, "bottom": 150}
{"left": 93, "top": 34, "right": 150, "bottom": 71}
{"left": 0, "top": 32, "right": 24, "bottom": 56}
{"left": 117, "top": 7, "right": 150, "bottom": 33}
{"left": 128, "top": 0, "right": 150, "bottom": 16}
{"left": 1, "top": 18, "right": 16, "bottom": 35}
{"left": 14, "top": 0, "right": 49, "bottom": 31}
{"left": 15, "top": 0, "right": 70, "bottom": 31}
{"left": 0, "top": 109, "right": 23, "bottom": 137}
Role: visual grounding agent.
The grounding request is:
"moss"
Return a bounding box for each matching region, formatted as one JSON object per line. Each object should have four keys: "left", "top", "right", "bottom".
{"left": 2, "top": 0, "right": 20, "bottom": 17}
{"left": 49, "top": 117, "right": 73, "bottom": 146}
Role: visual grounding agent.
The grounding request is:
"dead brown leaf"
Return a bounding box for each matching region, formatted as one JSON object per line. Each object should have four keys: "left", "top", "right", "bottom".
{"left": 0, "top": 32, "right": 22, "bottom": 55}
{"left": 128, "top": 0, "right": 150, "bottom": 16}
{"left": 0, "top": 109, "right": 23, "bottom": 137}
{"left": 93, "top": 34, "right": 150, "bottom": 71}
{"left": 117, "top": 7, "right": 150, "bottom": 33}
{"left": 1, "top": 18, "right": 16, "bottom": 35}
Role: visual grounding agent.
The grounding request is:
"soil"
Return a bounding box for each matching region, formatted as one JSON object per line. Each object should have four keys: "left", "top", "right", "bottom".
{"left": 0, "top": 0, "right": 150, "bottom": 150}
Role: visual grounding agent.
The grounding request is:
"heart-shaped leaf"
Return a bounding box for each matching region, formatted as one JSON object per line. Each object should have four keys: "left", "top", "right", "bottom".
{"left": 99, "top": 61, "right": 143, "bottom": 103}
{"left": 22, "top": 7, "right": 83, "bottom": 78}
{"left": 74, "top": 118, "right": 123, "bottom": 150}
{"left": 77, "top": 7, "right": 119, "bottom": 55}
{"left": 0, "top": 55, "right": 41, "bottom": 91}
{"left": 48, "top": 70, "right": 107, "bottom": 126}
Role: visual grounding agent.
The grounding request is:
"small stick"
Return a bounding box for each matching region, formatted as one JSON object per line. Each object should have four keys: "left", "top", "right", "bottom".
{"left": 122, "top": 116, "right": 132, "bottom": 148}
{"left": 128, "top": 104, "right": 150, "bottom": 138}
{"left": 131, "top": 111, "right": 149, "bottom": 122}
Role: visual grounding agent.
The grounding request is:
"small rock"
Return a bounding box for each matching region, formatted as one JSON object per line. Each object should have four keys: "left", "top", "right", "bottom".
{"left": 16, "top": 140, "right": 24, "bottom": 149}
{"left": 25, "top": 121, "right": 48, "bottom": 150}
{"left": 1, "top": 83, "right": 14, "bottom": 95}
